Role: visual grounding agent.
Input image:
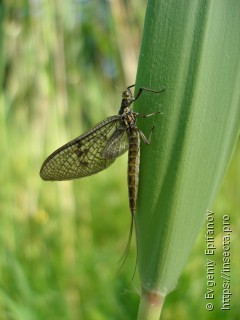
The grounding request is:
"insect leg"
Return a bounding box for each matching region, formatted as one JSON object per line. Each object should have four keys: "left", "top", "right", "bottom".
{"left": 136, "top": 111, "right": 163, "bottom": 118}
{"left": 139, "top": 126, "right": 155, "bottom": 144}
{"left": 133, "top": 86, "right": 165, "bottom": 101}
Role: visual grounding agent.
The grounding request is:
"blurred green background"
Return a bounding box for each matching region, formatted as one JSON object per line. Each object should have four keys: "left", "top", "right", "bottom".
{"left": 0, "top": 1, "right": 239, "bottom": 319}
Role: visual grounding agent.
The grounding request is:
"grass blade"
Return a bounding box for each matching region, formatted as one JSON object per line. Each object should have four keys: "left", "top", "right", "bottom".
{"left": 134, "top": 0, "right": 240, "bottom": 318}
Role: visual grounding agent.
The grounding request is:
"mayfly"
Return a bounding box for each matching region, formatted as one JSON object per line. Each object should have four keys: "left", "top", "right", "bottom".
{"left": 40, "top": 84, "right": 164, "bottom": 251}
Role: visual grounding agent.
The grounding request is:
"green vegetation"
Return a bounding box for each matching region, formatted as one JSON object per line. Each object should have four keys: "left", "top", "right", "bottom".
{"left": 0, "top": 1, "right": 239, "bottom": 319}
{"left": 135, "top": 1, "right": 240, "bottom": 319}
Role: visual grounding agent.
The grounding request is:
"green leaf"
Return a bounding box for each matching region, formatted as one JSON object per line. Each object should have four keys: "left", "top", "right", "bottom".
{"left": 134, "top": 0, "right": 240, "bottom": 318}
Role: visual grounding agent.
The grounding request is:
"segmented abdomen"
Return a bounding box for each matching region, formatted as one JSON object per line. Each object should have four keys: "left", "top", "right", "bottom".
{"left": 128, "top": 126, "right": 140, "bottom": 215}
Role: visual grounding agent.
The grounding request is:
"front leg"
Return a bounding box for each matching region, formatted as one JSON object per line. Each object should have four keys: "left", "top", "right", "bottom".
{"left": 133, "top": 86, "right": 165, "bottom": 101}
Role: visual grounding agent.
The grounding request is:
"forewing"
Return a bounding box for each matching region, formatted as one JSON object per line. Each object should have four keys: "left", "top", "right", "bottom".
{"left": 102, "top": 126, "right": 129, "bottom": 159}
{"left": 40, "top": 115, "right": 122, "bottom": 181}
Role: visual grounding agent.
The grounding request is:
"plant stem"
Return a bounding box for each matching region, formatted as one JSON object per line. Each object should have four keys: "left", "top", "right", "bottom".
{"left": 137, "top": 287, "right": 165, "bottom": 320}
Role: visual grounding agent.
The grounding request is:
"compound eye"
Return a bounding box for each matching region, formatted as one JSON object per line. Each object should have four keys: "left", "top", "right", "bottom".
{"left": 122, "top": 90, "right": 129, "bottom": 98}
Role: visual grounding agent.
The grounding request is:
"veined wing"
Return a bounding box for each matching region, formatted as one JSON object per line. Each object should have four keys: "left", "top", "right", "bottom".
{"left": 102, "top": 123, "right": 129, "bottom": 159}
{"left": 40, "top": 115, "right": 126, "bottom": 181}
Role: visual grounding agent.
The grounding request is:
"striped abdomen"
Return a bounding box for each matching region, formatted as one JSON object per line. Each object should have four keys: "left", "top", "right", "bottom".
{"left": 128, "top": 126, "right": 140, "bottom": 215}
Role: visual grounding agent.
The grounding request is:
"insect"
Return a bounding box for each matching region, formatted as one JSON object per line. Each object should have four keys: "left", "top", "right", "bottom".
{"left": 40, "top": 84, "right": 164, "bottom": 253}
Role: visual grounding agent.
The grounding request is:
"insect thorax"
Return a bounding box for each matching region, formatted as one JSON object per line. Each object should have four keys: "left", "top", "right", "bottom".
{"left": 119, "top": 109, "right": 136, "bottom": 129}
